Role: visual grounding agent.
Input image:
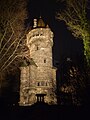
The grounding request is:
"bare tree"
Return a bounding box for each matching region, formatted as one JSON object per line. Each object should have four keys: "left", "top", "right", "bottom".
{"left": 0, "top": 0, "right": 29, "bottom": 72}
{"left": 56, "top": 0, "right": 90, "bottom": 65}
{"left": 0, "top": 0, "right": 29, "bottom": 93}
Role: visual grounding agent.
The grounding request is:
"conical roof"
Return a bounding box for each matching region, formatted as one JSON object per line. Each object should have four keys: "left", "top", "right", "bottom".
{"left": 37, "top": 16, "right": 45, "bottom": 27}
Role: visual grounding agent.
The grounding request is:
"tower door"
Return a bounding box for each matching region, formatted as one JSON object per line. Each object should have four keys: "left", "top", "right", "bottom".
{"left": 36, "top": 94, "right": 46, "bottom": 103}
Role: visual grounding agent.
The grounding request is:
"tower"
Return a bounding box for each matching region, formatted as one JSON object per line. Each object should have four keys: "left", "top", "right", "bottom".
{"left": 19, "top": 17, "right": 57, "bottom": 106}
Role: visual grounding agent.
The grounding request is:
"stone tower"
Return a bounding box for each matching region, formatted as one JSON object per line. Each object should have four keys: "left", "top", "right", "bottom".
{"left": 19, "top": 17, "right": 57, "bottom": 106}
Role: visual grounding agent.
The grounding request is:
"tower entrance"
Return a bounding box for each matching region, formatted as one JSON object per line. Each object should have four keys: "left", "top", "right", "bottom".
{"left": 36, "top": 94, "right": 46, "bottom": 103}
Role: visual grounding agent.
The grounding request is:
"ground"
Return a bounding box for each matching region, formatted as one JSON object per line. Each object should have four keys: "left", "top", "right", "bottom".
{"left": 0, "top": 102, "right": 89, "bottom": 120}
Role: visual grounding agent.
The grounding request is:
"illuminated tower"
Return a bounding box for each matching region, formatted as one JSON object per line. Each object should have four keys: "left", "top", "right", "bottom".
{"left": 19, "top": 17, "right": 57, "bottom": 106}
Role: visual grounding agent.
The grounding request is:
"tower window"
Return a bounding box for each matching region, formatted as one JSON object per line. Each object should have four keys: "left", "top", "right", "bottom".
{"left": 46, "top": 82, "right": 47, "bottom": 86}
{"left": 37, "top": 82, "right": 40, "bottom": 86}
{"left": 44, "top": 59, "right": 46, "bottom": 63}
{"left": 35, "top": 45, "right": 39, "bottom": 50}
{"left": 41, "top": 81, "right": 44, "bottom": 86}
{"left": 40, "top": 33, "right": 43, "bottom": 36}
{"left": 37, "top": 46, "right": 38, "bottom": 50}
{"left": 36, "top": 33, "right": 39, "bottom": 36}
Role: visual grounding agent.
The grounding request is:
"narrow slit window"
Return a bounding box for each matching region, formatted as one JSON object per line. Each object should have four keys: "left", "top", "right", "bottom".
{"left": 46, "top": 82, "right": 48, "bottom": 86}
{"left": 38, "top": 82, "right": 40, "bottom": 86}
{"left": 37, "top": 46, "right": 38, "bottom": 50}
{"left": 44, "top": 59, "right": 46, "bottom": 63}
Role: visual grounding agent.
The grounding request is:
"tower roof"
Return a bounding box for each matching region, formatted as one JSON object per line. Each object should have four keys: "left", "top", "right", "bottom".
{"left": 37, "top": 16, "right": 45, "bottom": 27}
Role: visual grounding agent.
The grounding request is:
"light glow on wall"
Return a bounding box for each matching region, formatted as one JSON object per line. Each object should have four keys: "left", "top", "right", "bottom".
{"left": 19, "top": 18, "right": 57, "bottom": 106}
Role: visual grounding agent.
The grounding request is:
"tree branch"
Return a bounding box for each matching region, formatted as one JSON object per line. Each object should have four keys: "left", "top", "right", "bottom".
{"left": 0, "top": 27, "right": 7, "bottom": 49}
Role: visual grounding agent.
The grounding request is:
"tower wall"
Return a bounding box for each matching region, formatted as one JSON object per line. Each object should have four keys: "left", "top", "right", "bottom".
{"left": 19, "top": 66, "right": 30, "bottom": 105}
{"left": 19, "top": 23, "right": 57, "bottom": 106}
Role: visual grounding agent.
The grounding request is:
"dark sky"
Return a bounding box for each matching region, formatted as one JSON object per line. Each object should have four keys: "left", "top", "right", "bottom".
{"left": 27, "top": 0, "right": 84, "bottom": 65}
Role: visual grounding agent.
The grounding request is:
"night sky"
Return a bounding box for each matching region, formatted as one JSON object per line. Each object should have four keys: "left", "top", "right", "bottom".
{"left": 27, "top": 0, "right": 84, "bottom": 66}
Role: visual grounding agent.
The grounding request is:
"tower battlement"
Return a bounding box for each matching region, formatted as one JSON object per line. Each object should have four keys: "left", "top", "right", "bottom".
{"left": 27, "top": 28, "right": 53, "bottom": 47}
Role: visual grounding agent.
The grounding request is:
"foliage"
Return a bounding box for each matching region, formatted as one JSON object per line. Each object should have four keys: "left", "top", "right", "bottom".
{"left": 59, "top": 60, "right": 87, "bottom": 105}
{"left": 56, "top": 0, "right": 90, "bottom": 65}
